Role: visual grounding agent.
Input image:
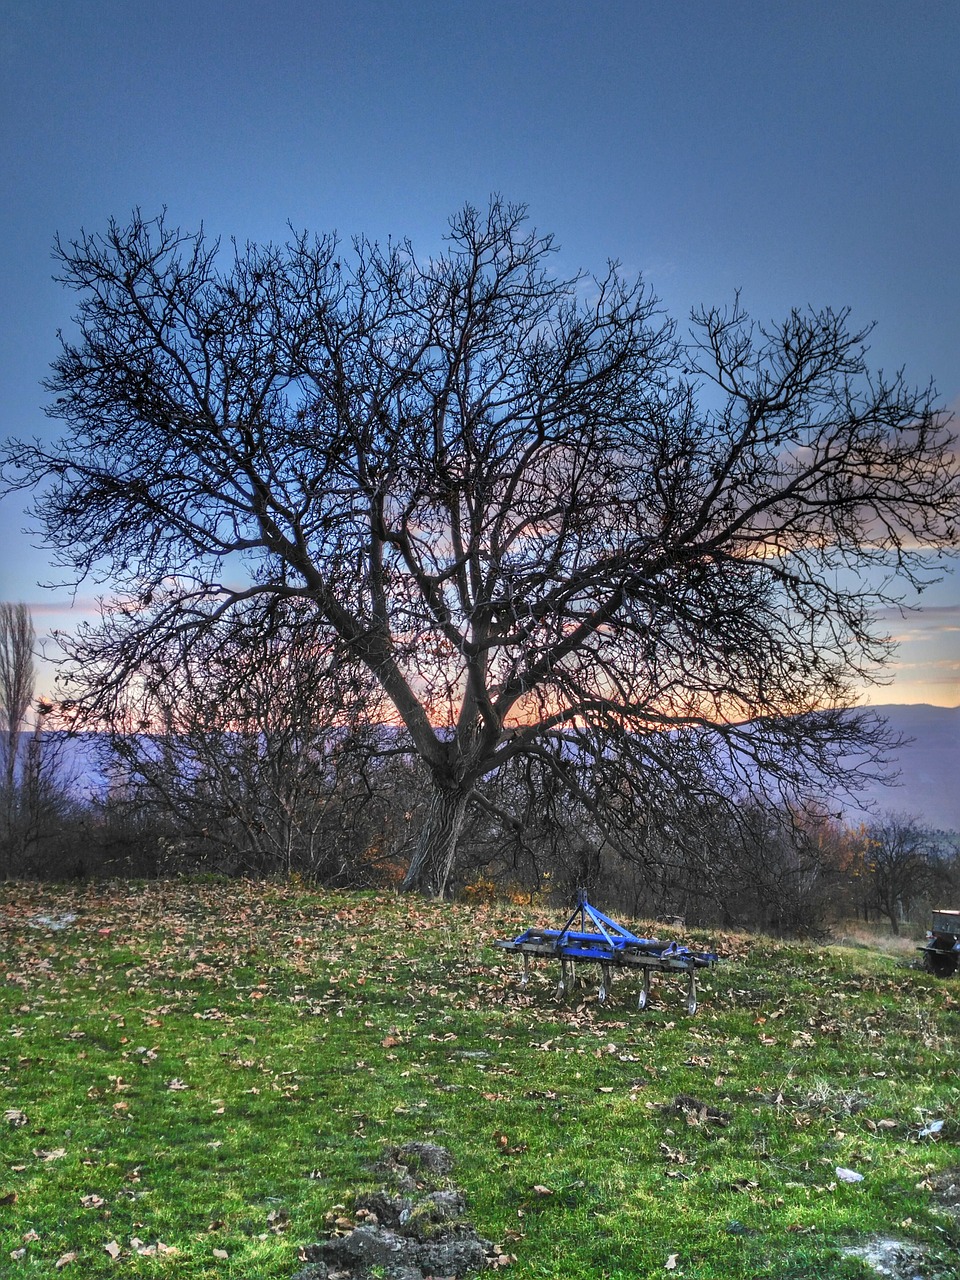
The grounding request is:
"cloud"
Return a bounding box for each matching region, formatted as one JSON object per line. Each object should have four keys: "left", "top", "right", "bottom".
{"left": 23, "top": 596, "right": 101, "bottom": 617}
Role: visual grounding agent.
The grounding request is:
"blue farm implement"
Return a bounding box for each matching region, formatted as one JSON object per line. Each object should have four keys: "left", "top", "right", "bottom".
{"left": 494, "top": 894, "right": 718, "bottom": 1014}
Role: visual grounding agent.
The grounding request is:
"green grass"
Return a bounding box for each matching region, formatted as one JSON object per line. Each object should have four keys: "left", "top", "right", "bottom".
{"left": 1, "top": 881, "right": 959, "bottom": 1278}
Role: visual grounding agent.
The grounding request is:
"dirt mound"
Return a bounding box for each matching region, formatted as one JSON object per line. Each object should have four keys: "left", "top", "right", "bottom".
{"left": 926, "top": 1165, "right": 960, "bottom": 1211}
{"left": 292, "top": 1143, "right": 507, "bottom": 1280}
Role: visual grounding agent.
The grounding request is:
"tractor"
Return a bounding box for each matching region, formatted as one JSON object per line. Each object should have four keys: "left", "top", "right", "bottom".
{"left": 919, "top": 909, "right": 960, "bottom": 977}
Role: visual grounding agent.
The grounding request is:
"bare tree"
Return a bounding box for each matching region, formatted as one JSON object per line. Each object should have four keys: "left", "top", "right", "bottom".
{"left": 862, "top": 812, "right": 942, "bottom": 933}
{"left": 3, "top": 201, "right": 958, "bottom": 894}
{"left": 0, "top": 603, "right": 36, "bottom": 870}
{"left": 102, "top": 599, "right": 395, "bottom": 880}
{"left": 0, "top": 602, "right": 35, "bottom": 792}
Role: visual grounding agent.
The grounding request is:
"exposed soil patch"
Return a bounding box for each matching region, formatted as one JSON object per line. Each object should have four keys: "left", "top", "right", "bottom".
{"left": 842, "top": 1235, "right": 952, "bottom": 1280}
{"left": 924, "top": 1165, "right": 960, "bottom": 1219}
{"left": 292, "top": 1143, "right": 509, "bottom": 1280}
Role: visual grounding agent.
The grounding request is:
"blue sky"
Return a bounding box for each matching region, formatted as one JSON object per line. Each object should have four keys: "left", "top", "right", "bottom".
{"left": 1, "top": 0, "right": 957, "bottom": 704}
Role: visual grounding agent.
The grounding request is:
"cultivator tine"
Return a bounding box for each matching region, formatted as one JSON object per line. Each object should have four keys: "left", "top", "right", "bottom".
{"left": 638, "top": 968, "right": 651, "bottom": 1010}
{"left": 686, "top": 971, "right": 697, "bottom": 1016}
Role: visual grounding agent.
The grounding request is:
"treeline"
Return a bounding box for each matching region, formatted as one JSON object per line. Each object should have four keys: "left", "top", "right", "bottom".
{"left": 2, "top": 715, "right": 956, "bottom": 938}
{"left": 2, "top": 601, "right": 957, "bottom": 934}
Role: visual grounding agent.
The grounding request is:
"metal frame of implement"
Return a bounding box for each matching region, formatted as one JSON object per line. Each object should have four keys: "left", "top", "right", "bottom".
{"left": 495, "top": 895, "right": 718, "bottom": 1013}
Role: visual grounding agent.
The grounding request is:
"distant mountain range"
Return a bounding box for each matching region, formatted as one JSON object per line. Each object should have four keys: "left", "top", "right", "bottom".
{"left": 37, "top": 703, "right": 960, "bottom": 835}
{"left": 833, "top": 704, "right": 960, "bottom": 833}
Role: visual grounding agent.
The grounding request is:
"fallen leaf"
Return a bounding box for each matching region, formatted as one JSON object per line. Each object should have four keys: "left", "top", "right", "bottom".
{"left": 80, "top": 1194, "right": 105, "bottom": 1208}
{"left": 55, "top": 1253, "right": 77, "bottom": 1269}
{"left": 213, "top": 1247, "right": 229, "bottom": 1259}
{"left": 666, "top": 1253, "right": 679, "bottom": 1270}
{"left": 4, "top": 1109, "right": 27, "bottom": 1127}
{"left": 531, "top": 1184, "right": 554, "bottom": 1195}
{"left": 104, "top": 1241, "right": 121, "bottom": 1259}
{"left": 494, "top": 1130, "right": 521, "bottom": 1153}
{"left": 34, "top": 1148, "right": 66, "bottom": 1162}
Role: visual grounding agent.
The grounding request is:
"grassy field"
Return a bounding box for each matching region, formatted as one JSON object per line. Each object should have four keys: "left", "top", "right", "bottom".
{"left": 1, "top": 880, "right": 959, "bottom": 1279}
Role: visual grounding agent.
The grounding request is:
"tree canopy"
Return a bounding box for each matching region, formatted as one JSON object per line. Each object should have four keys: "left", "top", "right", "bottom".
{"left": 4, "top": 200, "right": 958, "bottom": 893}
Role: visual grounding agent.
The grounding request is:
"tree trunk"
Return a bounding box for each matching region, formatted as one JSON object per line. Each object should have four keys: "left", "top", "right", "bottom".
{"left": 401, "top": 784, "right": 471, "bottom": 896}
